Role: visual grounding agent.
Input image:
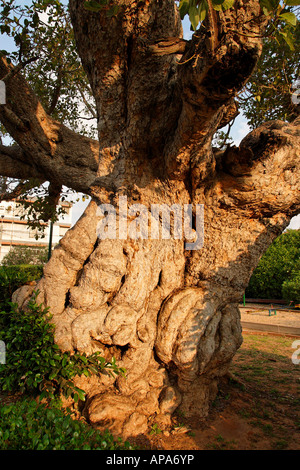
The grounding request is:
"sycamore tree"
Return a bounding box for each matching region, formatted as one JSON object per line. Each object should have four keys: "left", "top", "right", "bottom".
{"left": 0, "top": 0, "right": 299, "bottom": 438}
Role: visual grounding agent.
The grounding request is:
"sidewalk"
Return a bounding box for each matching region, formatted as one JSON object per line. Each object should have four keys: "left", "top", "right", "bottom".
{"left": 240, "top": 305, "right": 300, "bottom": 336}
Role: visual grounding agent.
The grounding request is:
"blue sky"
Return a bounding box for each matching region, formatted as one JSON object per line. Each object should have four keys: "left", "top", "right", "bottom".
{"left": 1, "top": 7, "right": 299, "bottom": 229}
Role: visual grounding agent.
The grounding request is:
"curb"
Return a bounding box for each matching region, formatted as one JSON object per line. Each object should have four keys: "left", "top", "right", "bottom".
{"left": 241, "top": 321, "right": 300, "bottom": 337}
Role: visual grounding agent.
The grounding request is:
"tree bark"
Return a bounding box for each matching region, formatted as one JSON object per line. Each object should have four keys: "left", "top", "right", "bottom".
{"left": 3, "top": 0, "right": 300, "bottom": 438}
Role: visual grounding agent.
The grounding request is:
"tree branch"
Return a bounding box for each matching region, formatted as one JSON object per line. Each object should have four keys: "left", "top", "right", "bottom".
{"left": 47, "top": 65, "right": 63, "bottom": 116}
{"left": 0, "top": 143, "right": 44, "bottom": 181}
{"left": 77, "top": 84, "right": 97, "bottom": 119}
{"left": 1, "top": 56, "right": 39, "bottom": 84}
{"left": 163, "top": 0, "right": 269, "bottom": 181}
{"left": 0, "top": 180, "right": 32, "bottom": 202}
{"left": 69, "top": 0, "right": 183, "bottom": 166}
{"left": 0, "top": 57, "right": 114, "bottom": 196}
{"left": 218, "top": 117, "right": 300, "bottom": 218}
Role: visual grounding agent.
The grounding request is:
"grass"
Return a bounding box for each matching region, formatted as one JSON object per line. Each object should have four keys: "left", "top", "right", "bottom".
{"left": 144, "top": 332, "right": 300, "bottom": 451}
{"left": 228, "top": 332, "right": 300, "bottom": 449}
{"left": 206, "top": 434, "right": 237, "bottom": 450}
{"left": 1, "top": 322, "right": 299, "bottom": 450}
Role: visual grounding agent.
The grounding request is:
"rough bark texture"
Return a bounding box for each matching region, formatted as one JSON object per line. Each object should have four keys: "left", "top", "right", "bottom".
{"left": 2, "top": 0, "right": 300, "bottom": 438}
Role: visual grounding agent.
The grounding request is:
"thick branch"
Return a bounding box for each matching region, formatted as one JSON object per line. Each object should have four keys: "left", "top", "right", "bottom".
{"left": 69, "top": 0, "right": 183, "bottom": 170}
{"left": 217, "top": 117, "right": 300, "bottom": 218}
{"left": 163, "top": 0, "right": 268, "bottom": 180}
{"left": 0, "top": 143, "right": 44, "bottom": 181}
{"left": 0, "top": 57, "right": 113, "bottom": 196}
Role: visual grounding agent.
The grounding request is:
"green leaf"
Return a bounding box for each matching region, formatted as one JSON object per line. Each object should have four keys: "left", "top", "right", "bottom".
{"left": 279, "top": 12, "right": 297, "bottom": 26}
{"left": 285, "top": 0, "right": 300, "bottom": 5}
{"left": 198, "top": 0, "right": 208, "bottom": 22}
{"left": 83, "top": 368, "right": 90, "bottom": 377}
{"left": 179, "top": 0, "right": 190, "bottom": 19}
{"left": 259, "top": 0, "right": 275, "bottom": 12}
{"left": 79, "top": 355, "right": 88, "bottom": 364}
{"left": 77, "top": 389, "right": 86, "bottom": 401}
{"left": 83, "top": 1, "right": 105, "bottom": 12}
{"left": 107, "top": 5, "right": 119, "bottom": 18}
{"left": 212, "top": 0, "right": 235, "bottom": 11}
{"left": 189, "top": 5, "right": 200, "bottom": 31}
{"left": 3, "top": 406, "right": 12, "bottom": 415}
{"left": 49, "top": 370, "right": 57, "bottom": 380}
{"left": 220, "top": 0, "right": 235, "bottom": 10}
{"left": 279, "top": 30, "right": 295, "bottom": 50}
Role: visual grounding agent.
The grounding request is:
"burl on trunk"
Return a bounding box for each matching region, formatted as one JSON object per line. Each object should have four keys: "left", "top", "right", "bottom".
{"left": 6, "top": 0, "right": 300, "bottom": 438}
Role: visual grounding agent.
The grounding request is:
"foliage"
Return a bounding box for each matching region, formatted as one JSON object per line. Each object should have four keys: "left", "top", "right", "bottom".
{"left": 16, "top": 189, "right": 73, "bottom": 236}
{"left": 246, "top": 229, "right": 300, "bottom": 301}
{"left": 0, "top": 291, "right": 126, "bottom": 402}
{"left": 1, "top": 245, "right": 48, "bottom": 266}
{"left": 0, "top": 0, "right": 96, "bottom": 138}
{"left": 178, "top": 0, "right": 299, "bottom": 44}
{"left": 0, "top": 398, "right": 132, "bottom": 450}
{"left": 0, "top": 264, "right": 43, "bottom": 309}
{"left": 83, "top": 0, "right": 120, "bottom": 16}
{"left": 282, "top": 270, "right": 300, "bottom": 303}
{"left": 213, "top": 127, "right": 235, "bottom": 149}
{"left": 178, "top": 0, "right": 299, "bottom": 134}
{"left": 238, "top": 21, "right": 300, "bottom": 129}
{"left": 0, "top": 0, "right": 94, "bottom": 228}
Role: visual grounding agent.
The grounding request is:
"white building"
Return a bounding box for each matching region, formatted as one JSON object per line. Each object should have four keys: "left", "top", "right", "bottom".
{"left": 0, "top": 199, "right": 72, "bottom": 263}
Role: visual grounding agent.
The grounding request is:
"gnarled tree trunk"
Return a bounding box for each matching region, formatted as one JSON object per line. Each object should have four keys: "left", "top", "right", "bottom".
{"left": 2, "top": 0, "right": 300, "bottom": 438}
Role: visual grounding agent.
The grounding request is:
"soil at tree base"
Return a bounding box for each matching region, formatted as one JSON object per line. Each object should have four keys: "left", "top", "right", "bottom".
{"left": 0, "top": 330, "right": 299, "bottom": 450}
{"left": 129, "top": 331, "right": 300, "bottom": 450}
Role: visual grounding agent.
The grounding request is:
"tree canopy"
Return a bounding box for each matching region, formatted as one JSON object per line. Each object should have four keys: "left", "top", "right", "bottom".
{"left": 239, "top": 22, "right": 300, "bottom": 128}
{"left": 246, "top": 229, "right": 300, "bottom": 302}
{"left": 1, "top": 0, "right": 96, "bottom": 138}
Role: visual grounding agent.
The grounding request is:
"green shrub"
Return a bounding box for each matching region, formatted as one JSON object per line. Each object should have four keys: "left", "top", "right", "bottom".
{"left": 246, "top": 229, "right": 300, "bottom": 300}
{"left": 0, "top": 265, "right": 43, "bottom": 310}
{"left": 0, "top": 399, "right": 132, "bottom": 450}
{"left": 282, "top": 274, "right": 300, "bottom": 304}
{"left": 1, "top": 246, "right": 48, "bottom": 266}
{"left": 0, "top": 291, "right": 125, "bottom": 402}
